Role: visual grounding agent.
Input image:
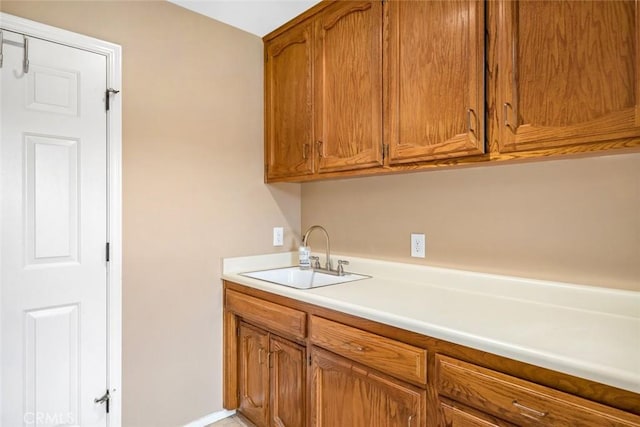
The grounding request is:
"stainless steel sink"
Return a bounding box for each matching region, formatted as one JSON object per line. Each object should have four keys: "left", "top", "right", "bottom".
{"left": 240, "top": 266, "right": 370, "bottom": 289}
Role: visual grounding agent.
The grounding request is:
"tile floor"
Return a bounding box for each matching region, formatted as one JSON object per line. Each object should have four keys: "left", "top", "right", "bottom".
{"left": 207, "top": 414, "right": 254, "bottom": 427}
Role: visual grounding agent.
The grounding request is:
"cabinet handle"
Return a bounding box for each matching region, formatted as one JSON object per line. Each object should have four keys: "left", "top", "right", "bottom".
{"left": 348, "top": 342, "right": 365, "bottom": 352}
{"left": 512, "top": 400, "right": 548, "bottom": 419}
{"left": 316, "top": 140, "right": 324, "bottom": 158}
{"left": 258, "top": 347, "right": 264, "bottom": 365}
{"left": 407, "top": 415, "right": 414, "bottom": 426}
{"left": 503, "top": 102, "right": 516, "bottom": 131}
{"left": 302, "top": 142, "right": 309, "bottom": 160}
{"left": 467, "top": 108, "right": 476, "bottom": 135}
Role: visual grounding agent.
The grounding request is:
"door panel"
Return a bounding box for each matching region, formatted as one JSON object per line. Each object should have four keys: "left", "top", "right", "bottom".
{"left": 270, "top": 336, "right": 306, "bottom": 427}
{"left": 387, "top": 0, "right": 485, "bottom": 163}
{"left": 24, "top": 305, "right": 80, "bottom": 425}
{"left": 1, "top": 30, "right": 108, "bottom": 427}
{"left": 311, "top": 348, "right": 425, "bottom": 427}
{"left": 25, "top": 134, "right": 79, "bottom": 264}
{"left": 238, "top": 323, "right": 270, "bottom": 427}
{"left": 265, "top": 23, "right": 314, "bottom": 180}
{"left": 497, "top": 0, "right": 640, "bottom": 152}
{"left": 314, "top": 1, "right": 383, "bottom": 173}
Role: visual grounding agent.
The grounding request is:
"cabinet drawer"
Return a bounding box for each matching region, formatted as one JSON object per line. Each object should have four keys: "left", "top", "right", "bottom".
{"left": 226, "top": 289, "right": 306, "bottom": 340}
{"left": 310, "top": 315, "right": 427, "bottom": 384}
{"left": 436, "top": 355, "right": 640, "bottom": 427}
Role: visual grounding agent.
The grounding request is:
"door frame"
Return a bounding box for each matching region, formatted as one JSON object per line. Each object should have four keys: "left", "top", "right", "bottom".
{"left": 0, "top": 12, "right": 123, "bottom": 426}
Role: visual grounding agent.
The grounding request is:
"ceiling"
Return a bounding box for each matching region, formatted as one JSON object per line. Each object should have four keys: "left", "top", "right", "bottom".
{"left": 167, "top": 0, "right": 322, "bottom": 37}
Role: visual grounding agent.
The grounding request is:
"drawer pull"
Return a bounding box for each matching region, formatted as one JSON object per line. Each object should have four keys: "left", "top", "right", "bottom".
{"left": 346, "top": 342, "right": 365, "bottom": 352}
{"left": 512, "top": 400, "right": 548, "bottom": 419}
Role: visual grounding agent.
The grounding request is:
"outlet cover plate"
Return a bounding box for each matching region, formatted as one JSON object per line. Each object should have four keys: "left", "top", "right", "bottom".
{"left": 273, "top": 227, "right": 284, "bottom": 246}
{"left": 411, "top": 233, "right": 425, "bottom": 258}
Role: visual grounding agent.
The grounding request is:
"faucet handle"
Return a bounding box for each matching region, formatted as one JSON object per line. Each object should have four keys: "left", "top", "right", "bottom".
{"left": 310, "top": 256, "right": 321, "bottom": 269}
{"left": 337, "top": 260, "right": 349, "bottom": 276}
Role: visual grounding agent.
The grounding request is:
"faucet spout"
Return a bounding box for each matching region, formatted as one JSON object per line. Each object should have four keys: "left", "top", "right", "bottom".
{"left": 302, "top": 225, "right": 332, "bottom": 271}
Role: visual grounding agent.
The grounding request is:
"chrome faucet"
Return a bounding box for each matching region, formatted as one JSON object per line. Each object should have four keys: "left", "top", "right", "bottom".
{"left": 302, "top": 225, "right": 332, "bottom": 272}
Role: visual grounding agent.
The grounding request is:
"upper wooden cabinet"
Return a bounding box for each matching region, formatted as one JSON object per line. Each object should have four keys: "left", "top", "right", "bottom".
{"left": 496, "top": 0, "right": 640, "bottom": 153}
{"left": 264, "top": 0, "right": 640, "bottom": 182}
{"left": 314, "top": 1, "right": 384, "bottom": 173}
{"left": 264, "top": 23, "right": 314, "bottom": 180}
{"left": 386, "top": 0, "right": 485, "bottom": 163}
{"left": 264, "top": 1, "right": 383, "bottom": 181}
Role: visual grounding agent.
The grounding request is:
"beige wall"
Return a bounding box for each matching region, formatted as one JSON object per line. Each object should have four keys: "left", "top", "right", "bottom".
{"left": 0, "top": 2, "right": 301, "bottom": 426}
{"left": 303, "top": 153, "right": 640, "bottom": 291}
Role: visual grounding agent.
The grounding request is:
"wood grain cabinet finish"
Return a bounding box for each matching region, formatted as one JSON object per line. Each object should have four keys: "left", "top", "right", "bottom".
{"left": 436, "top": 354, "right": 640, "bottom": 427}
{"left": 223, "top": 282, "right": 640, "bottom": 427}
{"left": 314, "top": 0, "right": 384, "bottom": 173}
{"left": 236, "top": 322, "right": 307, "bottom": 427}
{"left": 264, "top": 0, "right": 640, "bottom": 182}
{"left": 311, "top": 347, "right": 426, "bottom": 427}
{"left": 270, "top": 335, "right": 306, "bottom": 427}
{"left": 238, "top": 323, "right": 270, "bottom": 427}
{"left": 440, "top": 399, "right": 516, "bottom": 427}
{"left": 386, "top": 0, "right": 485, "bottom": 163}
{"left": 496, "top": 0, "right": 640, "bottom": 153}
{"left": 310, "top": 315, "right": 427, "bottom": 385}
{"left": 226, "top": 289, "right": 306, "bottom": 341}
{"left": 264, "top": 23, "right": 314, "bottom": 180}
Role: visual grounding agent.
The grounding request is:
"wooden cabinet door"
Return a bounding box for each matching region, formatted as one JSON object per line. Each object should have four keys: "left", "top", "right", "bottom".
{"left": 310, "top": 348, "right": 425, "bottom": 427}
{"left": 269, "top": 336, "right": 306, "bottom": 427}
{"left": 314, "top": 1, "right": 383, "bottom": 173}
{"left": 238, "top": 323, "right": 270, "bottom": 427}
{"left": 387, "top": 0, "right": 485, "bottom": 164}
{"left": 497, "top": 0, "right": 640, "bottom": 153}
{"left": 265, "top": 23, "right": 314, "bottom": 180}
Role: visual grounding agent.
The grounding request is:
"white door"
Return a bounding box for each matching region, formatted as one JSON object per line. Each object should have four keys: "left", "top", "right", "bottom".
{"left": 1, "top": 29, "right": 109, "bottom": 427}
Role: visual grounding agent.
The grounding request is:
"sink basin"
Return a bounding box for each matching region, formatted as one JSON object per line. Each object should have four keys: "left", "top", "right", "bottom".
{"left": 240, "top": 266, "right": 370, "bottom": 289}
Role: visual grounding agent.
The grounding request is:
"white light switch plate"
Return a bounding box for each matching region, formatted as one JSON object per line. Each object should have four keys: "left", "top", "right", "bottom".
{"left": 411, "top": 233, "right": 425, "bottom": 258}
{"left": 273, "top": 227, "right": 284, "bottom": 246}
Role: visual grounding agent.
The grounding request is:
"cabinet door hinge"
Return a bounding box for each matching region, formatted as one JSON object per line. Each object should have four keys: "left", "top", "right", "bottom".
{"left": 105, "top": 242, "right": 110, "bottom": 263}
{"left": 94, "top": 389, "right": 110, "bottom": 414}
{"left": 105, "top": 88, "right": 120, "bottom": 112}
{"left": 308, "top": 355, "right": 312, "bottom": 366}
{"left": 236, "top": 326, "right": 240, "bottom": 337}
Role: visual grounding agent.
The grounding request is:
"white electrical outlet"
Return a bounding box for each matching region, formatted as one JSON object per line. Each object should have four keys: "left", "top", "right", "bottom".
{"left": 411, "top": 233, "right": 425, "bottom": 258}
{"left": 273, "top": 227, "right": 284, "bottom": 246}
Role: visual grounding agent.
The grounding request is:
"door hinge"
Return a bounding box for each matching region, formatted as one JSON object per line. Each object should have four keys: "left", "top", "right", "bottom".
{"left": 308, "top": 355, "right": 312, "bottom": 366}
{"left": 94, "top": 389, "right": 110, "bottom": 414}
{"left": 105, "top": 242, "right": 110, "bottom": 262}
{"left": 105, "top": 88, "right": 120, "bottom": 111}
{"left": 236, "top": 326, "right": 240, "bottom": 337}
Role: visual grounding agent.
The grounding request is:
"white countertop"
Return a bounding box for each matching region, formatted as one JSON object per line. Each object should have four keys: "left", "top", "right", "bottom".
{"left": 221, "top": 252, "right": 640, "bottom": 394}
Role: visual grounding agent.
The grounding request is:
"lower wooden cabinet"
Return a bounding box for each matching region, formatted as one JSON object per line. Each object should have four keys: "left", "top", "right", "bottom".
{"left": 238, "top": 323, "right": 270, "bottom": 426}
{"left": 436, "top": 355, "right": 640, "bottom": 427}
{"left": 224, "top": 282, "right": 640, "bottom": 427}
{"left": 237, "top": 322, "right": 306, "bottom": 427}
{"left": 270, "top": 335, "right": 306, "bottom": 427}
{"left": 310, "top": 347, "right": 426, "bottom": 427}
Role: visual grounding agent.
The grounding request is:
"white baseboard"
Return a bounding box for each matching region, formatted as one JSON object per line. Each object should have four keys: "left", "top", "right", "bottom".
{"left": 182, "top": 409, "right": 236, "bottom": 427}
